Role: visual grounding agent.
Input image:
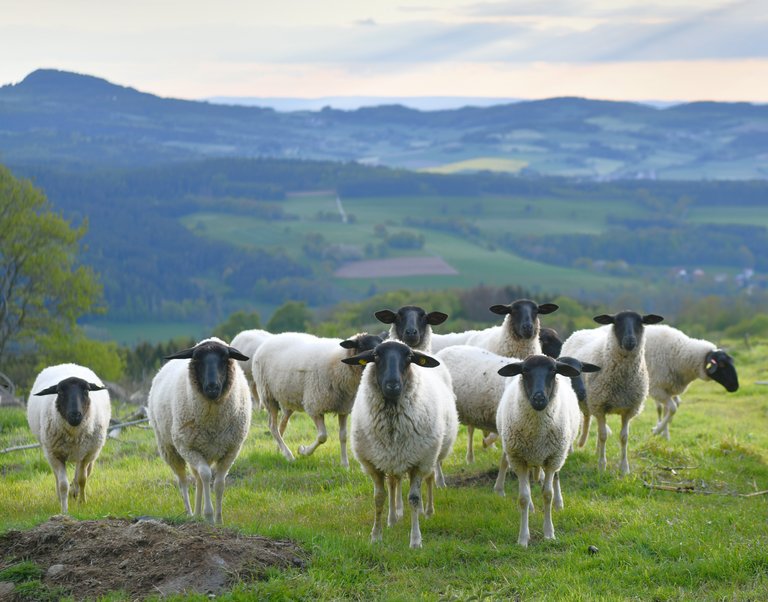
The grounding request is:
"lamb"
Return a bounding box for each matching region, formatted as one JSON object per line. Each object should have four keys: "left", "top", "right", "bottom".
{"left": 560, "top": 311, "right": 664, "bottom": 474}
{"left": 147, "top": 337, "right": 251, "bottom": 524}
{"left": 494, "top": 355, "right": 595, "bottom": 547}
{"left": 27, "top": 364, "right": 111, "bottom": 514}
{"left": 644, "top": 324, "right": 738, "bottom": 439}
{"left": 465, "top": 299, "right": 559, "bottom": 358}
{"left": 375, "top": 305, "right": 448, "bottom": 351}
{"left": 252, "top": 331, "right": 383, "bottom": 466}
{"left": 344, "top": 340, "right": 458, "bottom": 548}
{"left": 230, "top": 328, "right": 272, "bottom": 409}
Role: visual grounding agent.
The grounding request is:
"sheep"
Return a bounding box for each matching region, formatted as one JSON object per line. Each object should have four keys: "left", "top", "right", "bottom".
{"left": 644, "top": 324, "right": 738, "bottom": 439}
{"left": 539, "top": 327, "right": 563, "bottom": 358}
{"left": 147, "top": 337, "right": 251, "bottom": 524}
{"left": 230, "top": 328, "right": 272, "bottom": 409}
{"left": 560, "top": 311, "right": 664, "bottom": 475}
{"left": 465, "top": 299, "right": 559, "bottom": 358}
{"left": 494, "top": 355, "right": 596, "bottom": 547}
{"left": 375, "top": 305, "right": 448, "bottom": 351}
{"left": 344, "top": 340, "right": 458, "bottom": 548}
{"left": 252, "top": 331, "right": 383, "bottom": 466}
{"left": 436, "top": 345, "right": 511, "bottom": 463}
{"left": 27, "top": 364, "right": 111, "bottom": 514}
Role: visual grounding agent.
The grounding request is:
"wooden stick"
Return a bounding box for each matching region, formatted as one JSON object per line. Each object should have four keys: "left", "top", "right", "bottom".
{"left": 643, "top": 481, "right": 768, "bottom": 498}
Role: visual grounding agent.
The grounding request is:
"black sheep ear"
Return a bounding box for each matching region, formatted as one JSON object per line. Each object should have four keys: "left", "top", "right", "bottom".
{"left": 579, "top": 362, "right": 601, "bottom": 373}
{"left": 498, "top": 363, "right": 523, "bottom": 377}
{"left": 426, "top": 311, "right": 448, "bottom": 325}
{"left": 642, "top": 314, "right": 664, "bottom": 324}
{"left": 593, "top": 314, "right": 615, "bottom": 325}
{"left": 164, "top": 347, "right": 196, "bottom": 360}
{"left": 227, "top": 346, "right": 250, "bottom": 361}
{"left": 411, "top": 351, "right": 440, "bottom": 368}
{"left": 537, "top": 303, "right": 559, "bottom": 315}
{"left": 341, "top": 349, "right": 376, "bottom": 366}
{"left": 34, "top": 384, "right": 59, "bottom": 396}
{"left": 555, "top": 362, "right": 581, "bottom": 378}
{"left": 340, "top": 339, "right": 357, "bottom": 349}
{"left": 489, "top": 304, "right": 510, "bottom": 315}
{"left": 374, "top": 309, "right": 397, "bottom": 324}
{"left": 87, "top": 382, "right": 107, "bottom": 392}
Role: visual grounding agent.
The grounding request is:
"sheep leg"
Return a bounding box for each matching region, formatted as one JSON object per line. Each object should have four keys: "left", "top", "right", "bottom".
{"left": 387, "top": 475, "right": 403, "bottom": 526}
{"left": 371, "top": 469, "right": 386, "bottom": 543}
{"left": 278, "top": 409, "right": 294, "bottom": 436}
{"left": 619, "top": 413, "right": 631, "bottom": 476}
{"left": 408, "top": 470, "right": 424, "bottom": 549}
{"left": 48, "top": 454, "right": 69, "bottom": 514}
{"left": 338, "top": 413, "right": 350, "bottom": 468}
{"left": 578, "top": 412, "right": 591, "bottom": 448}
{"left": 72, "top": 459, "right": 89, "bottom": 503}
{"left": 190, "top": 466, "right": 203, "bottom": 517}
{"left": 267, "top": 404, "right": 296, "bottom": 461}
{"left": 542, "top": 468, "right": 557, "bottom": 540}
{"left": 493, "top": 453, "right": 509, "bottom": 496}
{"left": 652, "top": 396, "right": 678, "bottom": 440}
{"left": 553, "top": 471, "right": 564, "bottom": 510}
{"left": 466, "top": 425, "right": 475, "bottom": 463}
{"left": 424, "top": 472, "right": 435, "bottom": 517}
{"left": 185, "top": 452, "right": 215, "bottom": 523}
{"left": 162, "top": 446, "right": 193, "bottom": 515}
{"left": 298, "top": 414, "right": 328, "bottom": 457}
{"left": 596, "top": 414, "right": 608, "bottom": 472}
{"left": 515, "top": 465, "right": 532, "bottom": 547}
{"left": 212, "top": 451, "right": 239, "bottom": 525}
{"left": 482, "top": 431, "right": 498, "bottom": 448}
{"left": 434, "top": 461, "right": 447, "bottom": 488}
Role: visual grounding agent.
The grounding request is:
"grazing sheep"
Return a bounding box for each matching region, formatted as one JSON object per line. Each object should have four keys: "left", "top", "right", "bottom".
{"left": 644, "top": 324, "right": 739, "bottom": 439}
{"left": 375, "top": 305, "right": 448, "bottom": 351}
{"left": 436, "top": 345, "right": 511, "bottom": 463}
{"left": 465, "top": 299, "right": 559, "bottom": 358}
{"left": 253, "top": 331, "right": 383, "bottom": 466}
{"left": 345, "top": 340, "right": 458, "bottom": 549}
{"left": 27, "top": 364, "right": 111, "bottom": 514}
{"left": 230, "top": 329, "right": 272, "bottom": 410}
{"left": 561, "top": 311, "right": 664, "bottom": 475}
{"left": 147, "top": 337, "right": 251, "bottom": 524}
{"left": 494, "top": 355, "right": 595, "bottom": 547}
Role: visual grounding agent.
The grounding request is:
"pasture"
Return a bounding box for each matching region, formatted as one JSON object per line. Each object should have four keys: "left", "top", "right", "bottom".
{"left": 1, "top": 338, "right": 767, "bottom": 600}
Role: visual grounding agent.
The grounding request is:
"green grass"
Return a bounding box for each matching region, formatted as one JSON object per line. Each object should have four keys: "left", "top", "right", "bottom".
{"left": 2, "top": 338, "right": 768, "bottom": 599}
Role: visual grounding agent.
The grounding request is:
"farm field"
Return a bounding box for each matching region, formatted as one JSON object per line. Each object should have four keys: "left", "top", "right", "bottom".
{"left": 2, "top": 338, "right": 767, "bottom": 600}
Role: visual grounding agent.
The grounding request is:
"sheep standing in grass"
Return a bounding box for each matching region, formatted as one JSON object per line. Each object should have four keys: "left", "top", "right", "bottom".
{"left": 230, "top": 329, "right": 272, "bottom": 409}
{"left": 147, "top": 337, "right": 251, "bottom": 525}
{"left": 27, "top": 364, "right": 111, "bottom": 514}
{"left": 436, "top": 345, "right": 511, "bottom": 463}
{"left": 561, "top": 311, "right": 664, "bottom": 475}
{"left": 345, "top": 340, "right": 458, "bottom": 548}
{"left": 252, "top": 331, "right": 383, "bottom": 466}
{"left": 375, "top": 305, "right": 448, "bottom": 352}
{"left": 644, "top": 324, "right": 738, "bottom": 439}
{"left": 494, "top": 355, "right": 593, "bottom": 547}
{"left": 465, "top": 299, "right": 559, "bottom": 357}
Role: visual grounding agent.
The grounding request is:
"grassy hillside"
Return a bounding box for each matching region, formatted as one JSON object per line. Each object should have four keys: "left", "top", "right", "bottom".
{"left": 2, "top": 338, "right": 767, "bottom": 600}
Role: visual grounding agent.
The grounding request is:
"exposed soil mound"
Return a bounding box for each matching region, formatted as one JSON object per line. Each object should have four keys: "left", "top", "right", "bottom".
{"left": 0, "top": 515, "right": 306, "bottom": 600}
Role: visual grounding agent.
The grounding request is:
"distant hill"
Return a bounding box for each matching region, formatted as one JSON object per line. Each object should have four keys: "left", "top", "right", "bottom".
{"left": 2, "top": 69, "right": 767, "bottom": 179}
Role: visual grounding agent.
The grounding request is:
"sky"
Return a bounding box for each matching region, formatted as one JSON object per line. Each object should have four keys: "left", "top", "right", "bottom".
{"left": 1, "top": 0, "right": 767, "bottom": 103}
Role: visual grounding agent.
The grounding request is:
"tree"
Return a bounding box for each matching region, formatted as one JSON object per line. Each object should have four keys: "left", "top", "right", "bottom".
{"left": 0, "top": 165, "right": 103, "bottom": 371}
{"left": 214, "top": 310, "right": 262, "bottom": 341}
{"left": 266, "top": 301, "right": 312, "bottom": 333}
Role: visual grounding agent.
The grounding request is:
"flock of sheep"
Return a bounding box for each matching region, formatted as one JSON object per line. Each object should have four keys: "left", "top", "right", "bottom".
{"left": 25, "top": 298, "right": 739, "bottom": 549}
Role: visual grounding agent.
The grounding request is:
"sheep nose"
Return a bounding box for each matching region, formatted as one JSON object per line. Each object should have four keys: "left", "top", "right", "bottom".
{"left": 531, "top": 392, "right": 547, "bottom": 410}
{"left": 383, "top": 382, "right": 401, "bottom": 396}
{"left": 67, "top": 412, "right": 83, "bottom": 426}
{"left": 404, "top": 328, "right": 418, "bottom": 338}
{"left": 622, "top": 337, "right": 637, "bottom": 351}
{"left": 521, "top": 323, "right": 534, "bottom": 337}
{"left": 204, "top": 383, "right": 221, "bottom": 397}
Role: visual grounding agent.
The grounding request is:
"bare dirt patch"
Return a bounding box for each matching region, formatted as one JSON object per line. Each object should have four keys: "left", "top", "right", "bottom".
{"left": 0, "top": 516, "right": 306, "bottom": 600}
{"left": 334, "top": 256, "right": 458, "bottom": 278}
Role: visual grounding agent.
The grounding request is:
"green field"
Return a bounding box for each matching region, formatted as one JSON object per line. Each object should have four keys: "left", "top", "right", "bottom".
{"left": 2, "top": 339, "right": 768, "bottom": 600}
